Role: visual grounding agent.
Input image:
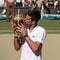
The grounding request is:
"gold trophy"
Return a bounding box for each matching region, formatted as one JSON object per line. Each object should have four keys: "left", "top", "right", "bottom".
{"left": 13, "top": 9, "right": 25, "bottom": 43}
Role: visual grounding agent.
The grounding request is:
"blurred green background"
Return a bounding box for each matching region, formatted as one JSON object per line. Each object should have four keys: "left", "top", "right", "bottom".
{"left": 0, "top": 20, "right": 60, "bottom": 33}
{"left": 0, "top": 20, "right": 60, "bottom": 30}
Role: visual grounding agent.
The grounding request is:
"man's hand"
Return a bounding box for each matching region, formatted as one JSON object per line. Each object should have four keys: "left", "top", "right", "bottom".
{"left": 16, "top": 23, "right": 28, "bottom": 37}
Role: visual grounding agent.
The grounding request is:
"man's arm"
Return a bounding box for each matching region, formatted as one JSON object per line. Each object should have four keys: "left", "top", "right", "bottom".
{"left": 10, "top": 20, "right": 22, "bottom": 51}
{"left": 24, "top": 36, "right": 42, "bottom": 52}
{"left": 14, "top": 37, "right": 22, "bottom": 51}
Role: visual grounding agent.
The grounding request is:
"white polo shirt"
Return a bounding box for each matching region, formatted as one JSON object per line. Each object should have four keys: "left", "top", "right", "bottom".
{"left": 20, "top": 25, "right": 46, "bottom": 60}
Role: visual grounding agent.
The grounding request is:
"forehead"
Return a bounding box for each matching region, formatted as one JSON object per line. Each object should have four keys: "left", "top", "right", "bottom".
{"left": 25, "top": 15, "right": 31, "bottom": 20}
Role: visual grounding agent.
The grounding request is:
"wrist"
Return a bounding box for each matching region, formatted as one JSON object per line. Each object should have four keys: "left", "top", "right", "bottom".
{"left": 14, "top": 36, "right": 18, "bottom": 38}
{"left": 24, "top": 34, "right": 28, "bottom": 38}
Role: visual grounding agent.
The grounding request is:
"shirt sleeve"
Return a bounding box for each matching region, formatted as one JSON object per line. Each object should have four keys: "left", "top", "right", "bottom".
{"left": 36, "top": 29, "right": 46, "bottom": 44}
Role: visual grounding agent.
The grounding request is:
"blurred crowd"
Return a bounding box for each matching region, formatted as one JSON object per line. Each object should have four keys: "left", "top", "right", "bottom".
{"left": 0, "top": 0, "right": 60, "bottom": 20}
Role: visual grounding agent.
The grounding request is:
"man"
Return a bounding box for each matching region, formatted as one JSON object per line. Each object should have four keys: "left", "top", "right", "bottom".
{"left": 0, "top": 0, "right": 6, "bottom": 14}
{"left": 0, "top": 0, "right": 4, "bottom": 7}
{"left": 36, "top": 0, "right": 43, "bottom": 9}
{"left": 15, "top": 0, "right": 22, "bottom": 7}
{"left": 45, "top": 0, "right": 56, "bottom": 6}
{"left": 5, "top": 0, "right": 15, "bottom": 20}
{"left": 54, "top": 0, "right": 60, "bottom": 14}
{"left": 42, "top": 1, "right": 51, "bottom": 14}
{"left": 13, "top": 9, "right": 46, "bottom": 60}
{"left": 31, "top": 0, "right": 37, "bottom": 10}
{"left": 36, "top": 0, "right": 45, "bottom": 14}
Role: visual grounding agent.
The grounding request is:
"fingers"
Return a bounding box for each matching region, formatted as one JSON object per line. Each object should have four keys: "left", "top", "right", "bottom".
{"left": 18, "top": 23, "right": 24, "bottom": 28}
{"left": 20, "top": 23, "right": 24, "bottom": 27}
{"left": 16, "top": 29, "right": 21, "bottom": 33}
{"left": 12, "top": 23, "right": 25, "bottom": 34}
{"left": 12, "top": 24, "right": 16, "bottom": 30}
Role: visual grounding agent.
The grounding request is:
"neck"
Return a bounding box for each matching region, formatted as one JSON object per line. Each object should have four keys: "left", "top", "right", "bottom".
{"left": 29, "top": 24, "right": 37, "bottom": 31}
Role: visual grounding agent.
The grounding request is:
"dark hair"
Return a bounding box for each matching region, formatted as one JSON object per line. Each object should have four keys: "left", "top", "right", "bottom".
{"left": 25, "top": 9, "right": 41, "bottom": 22}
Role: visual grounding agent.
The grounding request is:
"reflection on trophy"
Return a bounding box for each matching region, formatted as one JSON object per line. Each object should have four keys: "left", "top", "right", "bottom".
{"left": 13, "top": 9, "right": 25, "bottom": 43}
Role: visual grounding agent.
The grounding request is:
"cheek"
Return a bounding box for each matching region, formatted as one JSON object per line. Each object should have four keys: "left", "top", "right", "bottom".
{"left": 26, "top": 20, "right": 31, "bottom": 23}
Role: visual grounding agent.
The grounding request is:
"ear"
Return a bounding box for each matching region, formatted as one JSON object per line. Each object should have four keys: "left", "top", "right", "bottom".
{"left": 32, "top": 21, "right": 36, "bottom": 24}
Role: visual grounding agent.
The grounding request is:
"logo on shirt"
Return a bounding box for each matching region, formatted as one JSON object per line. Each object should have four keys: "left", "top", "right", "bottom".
{"left": 32, "top": 36, "right": 35, "bottom": 37}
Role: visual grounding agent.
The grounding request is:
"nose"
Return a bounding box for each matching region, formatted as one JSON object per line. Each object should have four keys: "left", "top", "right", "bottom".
{"left": 23, "top": 17, "right": 26, "bottom": 24}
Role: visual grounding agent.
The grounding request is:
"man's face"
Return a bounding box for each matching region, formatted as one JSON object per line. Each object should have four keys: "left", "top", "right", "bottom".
{"left": 25, "top": 15, "right": 32, "bottom": 25}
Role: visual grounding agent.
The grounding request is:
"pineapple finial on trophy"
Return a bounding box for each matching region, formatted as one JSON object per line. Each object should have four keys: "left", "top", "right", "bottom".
{"left": 13, "top": 9, "right": 23, "bottom": 26}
